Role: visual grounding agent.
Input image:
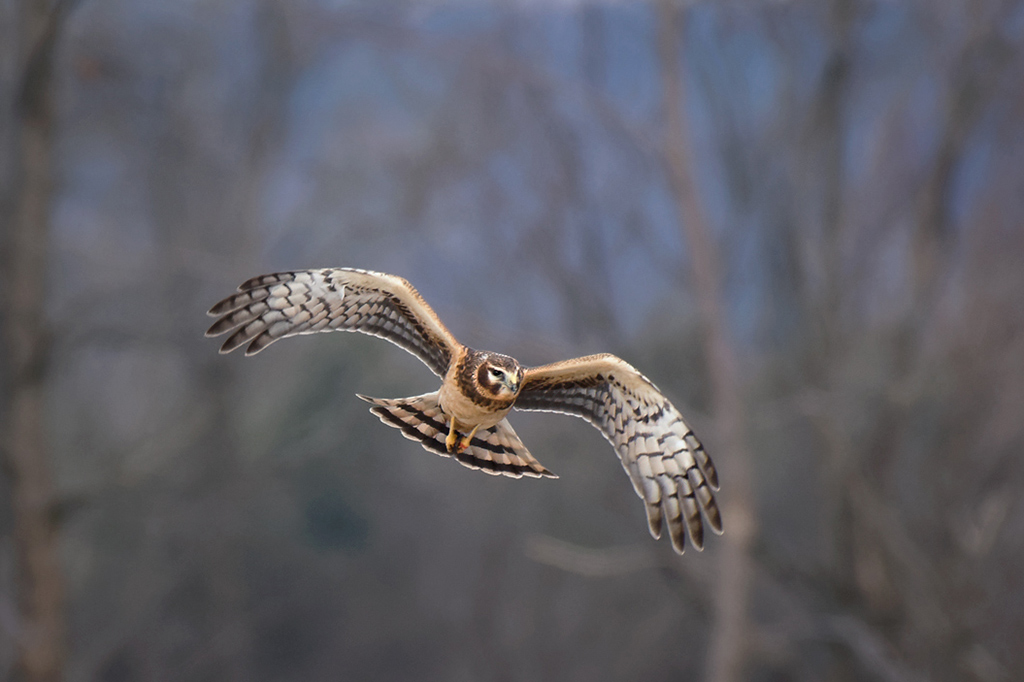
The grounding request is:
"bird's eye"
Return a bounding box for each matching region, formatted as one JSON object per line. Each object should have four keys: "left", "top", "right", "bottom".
{"left": 489, "top": 368, "right": 503, "bottom": 379}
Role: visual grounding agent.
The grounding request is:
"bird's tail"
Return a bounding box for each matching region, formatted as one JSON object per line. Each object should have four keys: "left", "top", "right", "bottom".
{"left": 357, "top": 392, "right": 556, "bottom": 479}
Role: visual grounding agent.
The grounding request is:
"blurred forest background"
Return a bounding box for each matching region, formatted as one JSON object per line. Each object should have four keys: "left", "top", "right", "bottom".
{"left": 2, "top": 0, "right": 1023, "bottom": 680}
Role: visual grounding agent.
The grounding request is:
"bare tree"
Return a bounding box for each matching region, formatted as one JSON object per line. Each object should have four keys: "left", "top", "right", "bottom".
{"left": 6, "top": 1, "right": 1021, "bottom": 680}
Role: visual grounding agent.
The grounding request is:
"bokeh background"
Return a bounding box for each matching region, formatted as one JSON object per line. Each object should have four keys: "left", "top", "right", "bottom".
{"left": 2, "top": 0, "right": 1023, "bottom": 680}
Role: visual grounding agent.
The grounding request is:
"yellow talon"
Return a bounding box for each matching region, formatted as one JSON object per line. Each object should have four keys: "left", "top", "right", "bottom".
{"left": 445, "top": 418, "right": 461, "bottom": 453}
{"left": 445, "top": 416, "right": 480, "bottom": 454}
{"left": 455, "top": 424, "right": 480, "bottom": 453}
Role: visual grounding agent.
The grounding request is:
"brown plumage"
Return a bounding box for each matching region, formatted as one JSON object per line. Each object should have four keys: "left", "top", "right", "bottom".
{"left": 206, "top": 267, "right": 722, "bottom": 553}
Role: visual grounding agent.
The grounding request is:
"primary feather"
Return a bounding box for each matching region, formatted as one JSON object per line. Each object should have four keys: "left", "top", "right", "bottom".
{"left": 206, "top": 268, "right": 458, "bottom": 377}
{"left": 516, "top": 354, "right": 722, "bottom": 553}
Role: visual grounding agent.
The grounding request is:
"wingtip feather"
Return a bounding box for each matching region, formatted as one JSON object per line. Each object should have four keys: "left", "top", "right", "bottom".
{"left": 707, "top": 468, "right": 720, "bottom": 491}
{"left": 646, "top": 503, "right": 663, "bottom": 540}
{"left": 707, "top": 505, "right": 724, "bottom": 535}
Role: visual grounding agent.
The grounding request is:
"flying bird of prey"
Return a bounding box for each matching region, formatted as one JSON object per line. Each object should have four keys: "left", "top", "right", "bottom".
{"left": 206, "top": 268, "right": 722, "bottom": 553}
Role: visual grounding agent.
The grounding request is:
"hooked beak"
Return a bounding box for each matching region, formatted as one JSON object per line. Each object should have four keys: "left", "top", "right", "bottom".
{"left": 502, "top": 374, "right": 521, "bottom": 394}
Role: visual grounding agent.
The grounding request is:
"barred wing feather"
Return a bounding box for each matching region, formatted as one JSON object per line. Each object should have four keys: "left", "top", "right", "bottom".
{"left": 206, "top": 268, "right": 460, "bottom": 377}
{"left": 516, "top": 354, "right": 722, "bottom": 553}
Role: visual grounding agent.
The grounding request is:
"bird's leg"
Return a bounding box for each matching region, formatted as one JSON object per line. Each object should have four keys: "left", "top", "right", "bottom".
{"left": 455, "top": 424, "right": 481, "bottom": 454}
{"left": 445, "top": 417, "right": 462, "bottom": 453}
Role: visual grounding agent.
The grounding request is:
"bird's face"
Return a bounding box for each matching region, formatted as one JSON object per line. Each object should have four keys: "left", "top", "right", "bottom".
{"left": 476, "top": 353, "right": 524, "bottom": 399}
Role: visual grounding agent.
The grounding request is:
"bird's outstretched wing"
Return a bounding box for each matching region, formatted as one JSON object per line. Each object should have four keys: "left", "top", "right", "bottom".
{"left": 206, "top": 268, "right": 461, "bottom": 377}
{"left": 516, "top": 353, "right": 722, "bottom": 554}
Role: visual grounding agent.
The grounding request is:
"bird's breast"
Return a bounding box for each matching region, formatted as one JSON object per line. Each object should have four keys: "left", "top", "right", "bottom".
{"left": 438, "top": 379, "right": 511, "bottom": 429}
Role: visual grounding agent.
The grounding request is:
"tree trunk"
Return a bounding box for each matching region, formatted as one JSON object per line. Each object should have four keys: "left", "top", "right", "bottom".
{"left": 2, "top": 1, "right": 76, "bottom": 680}
{"left": 656, "top": 3, "right": 756, "bottom": 682}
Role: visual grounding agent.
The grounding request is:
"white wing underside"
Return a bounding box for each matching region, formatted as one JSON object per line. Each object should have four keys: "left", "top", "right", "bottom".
{"left": 516, "top": 354, "right": 722, "bottom": 553}
{"left": 206, "top": 268, "right": 460, "bottom": 377}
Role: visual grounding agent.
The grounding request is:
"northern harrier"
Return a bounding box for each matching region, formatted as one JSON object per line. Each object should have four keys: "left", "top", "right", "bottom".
{"left": 206, "top": 268, "right": 722, "bottom": 553}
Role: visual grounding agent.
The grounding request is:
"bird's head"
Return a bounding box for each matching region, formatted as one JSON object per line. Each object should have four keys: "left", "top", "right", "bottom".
{"left": 475, "top": 352, "right": 524, "bottom": 399}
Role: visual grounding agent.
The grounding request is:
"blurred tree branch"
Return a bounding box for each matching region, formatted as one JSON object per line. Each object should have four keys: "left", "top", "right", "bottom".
{"left": 524, "top": 534, "right": 663, "bottom": 578}
{"left": 656, "top": 3, "right": 757, "bottom": 682}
